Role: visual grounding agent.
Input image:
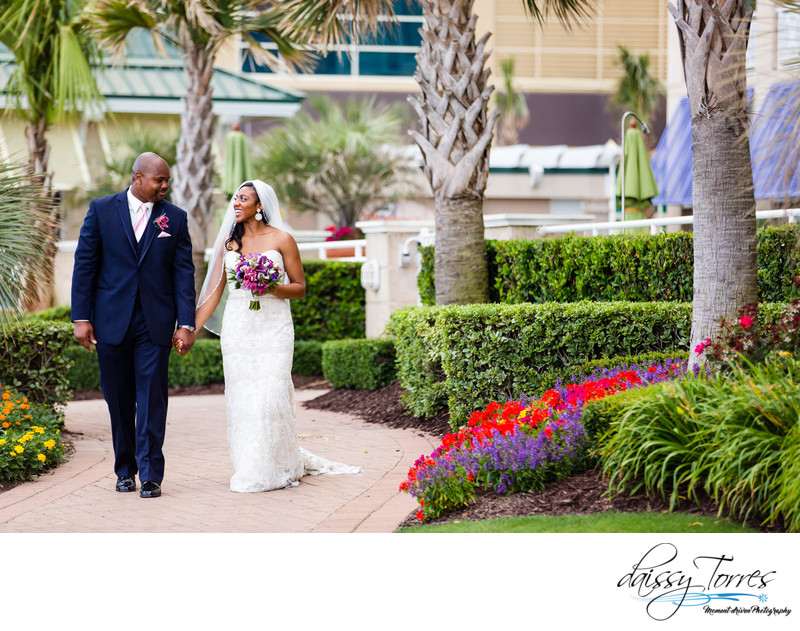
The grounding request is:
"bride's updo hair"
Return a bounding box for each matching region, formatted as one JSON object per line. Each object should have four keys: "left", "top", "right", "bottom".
{"left": 225, "top": 182, "right": 268, "bottom": 253}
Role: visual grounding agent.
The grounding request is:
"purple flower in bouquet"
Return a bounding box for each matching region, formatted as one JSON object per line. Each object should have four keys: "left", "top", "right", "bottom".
{"left": 229, "top": 252, "right": 282, "bottom": 310}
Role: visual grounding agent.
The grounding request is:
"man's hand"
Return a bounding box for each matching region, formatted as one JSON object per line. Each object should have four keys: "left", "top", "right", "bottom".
{"left": 74, "top": 321, "right": 97, "bottom": 352}
{"left": 172, "top": 328, "right": 196, "bottom": 356}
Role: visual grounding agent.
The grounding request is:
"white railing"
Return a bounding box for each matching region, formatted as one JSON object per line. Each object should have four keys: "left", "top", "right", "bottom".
{"left": 203, "top": 239, "right": 367, "bottom": 262}
{"left": 296, "top": 239, "right": 367, "bottom": 261}
{"left": 537, "top": 208, "right": 800, "bottom": 236}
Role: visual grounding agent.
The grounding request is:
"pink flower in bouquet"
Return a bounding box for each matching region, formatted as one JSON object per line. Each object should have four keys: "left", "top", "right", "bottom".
{"left": 229, "top": 253, "right": 282, "bottom": 310}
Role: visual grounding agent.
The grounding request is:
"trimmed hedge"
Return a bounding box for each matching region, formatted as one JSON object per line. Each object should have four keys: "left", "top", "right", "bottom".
{"left": 419, "top": 224, "right": 800, "bottom": 305}
{"left": 0, "top": 320, "right": 73, "bottom": 413}
{"left": 292, "top": 260, "right": 365, "bottom": 341}
{"left": 66, "top": 337, "right": 325, "bottom": 391}
{"left": 389, "top": 301, "right": 695, "bottom": 426}
{"left": 322, "top": 338, "right": 396, "bottom": 390}
{"left": 293, "top": 340, "right": 323, "bottom": 376}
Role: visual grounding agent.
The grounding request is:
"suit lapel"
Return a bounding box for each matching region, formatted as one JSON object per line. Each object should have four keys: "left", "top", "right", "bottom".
{"left": 117, "top": 190, "right": 137, "bottom": 255}
{"left": 137, "top": 203, "right": 161, "bottom": 265}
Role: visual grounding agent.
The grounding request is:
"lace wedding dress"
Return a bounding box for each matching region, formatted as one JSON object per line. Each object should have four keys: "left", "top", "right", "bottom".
{"left": 220, "top": 249, "right": 361, "bottom": 492}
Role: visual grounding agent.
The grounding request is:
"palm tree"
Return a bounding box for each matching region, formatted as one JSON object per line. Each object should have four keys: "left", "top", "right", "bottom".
{"left": 667, "top": 1, "right": 758, "bottom": 366}
{"left": 0, "top": 160, "right": 57, "bottom": 330}
{"left": 254, "top": 95, "right": 418, "bottom": 229}
{"left": 85, "top": 0, "right": 396, "bottom": 297}
{"left": 0, "top": 0, "right": 103, "bottom": 188}
{"left": 610, "top": 45, "right": 665, "bottom": 134}
{"left": 410, "top": 0, "right": 594, "bottom": 305}
{"left": 0, "top": 0, "right": 104, "bottom": 309}
{"left": 495, "top": 57, "right": 530, "bottom": 146}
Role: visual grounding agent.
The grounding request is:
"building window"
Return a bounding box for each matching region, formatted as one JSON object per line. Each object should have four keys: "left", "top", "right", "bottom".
{"left": 241, "top": 0, "right": 423, "bottom": 77}
{"left": 777, "top": 7, "right": 800, "bottom": 69}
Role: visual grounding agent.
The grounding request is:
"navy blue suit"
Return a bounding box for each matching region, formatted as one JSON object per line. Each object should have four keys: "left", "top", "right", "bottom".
{"left": 71, "top": 189, "right": 196, "bottom": 484}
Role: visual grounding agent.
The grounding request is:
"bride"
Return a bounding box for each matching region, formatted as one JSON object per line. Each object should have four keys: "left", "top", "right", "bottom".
{"left": 193, "top": 179, "right": 361, "bottom": 492}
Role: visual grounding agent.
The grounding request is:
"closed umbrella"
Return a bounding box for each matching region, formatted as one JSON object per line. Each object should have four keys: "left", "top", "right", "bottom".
{"left": 222, "top": 123, "right": 254, "bottom": 197}
{"left": 615, "top": 122, "right": 659, "bottom": 227}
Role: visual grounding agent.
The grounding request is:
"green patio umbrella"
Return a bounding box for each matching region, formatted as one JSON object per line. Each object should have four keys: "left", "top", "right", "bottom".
{"left": 615, "top": 123, "right": 659, "bottom": 214}
{"left": 222, "top": 123, "right": 255, "bottom": 197}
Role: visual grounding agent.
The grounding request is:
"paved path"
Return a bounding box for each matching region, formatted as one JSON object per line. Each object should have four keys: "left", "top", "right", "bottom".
{"left": 0, "top": 389, "right": 438, "bottom": 533}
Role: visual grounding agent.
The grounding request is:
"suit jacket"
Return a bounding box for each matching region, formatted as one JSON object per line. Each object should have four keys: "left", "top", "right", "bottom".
{"left": 71, "top": 189, "right": 196, "bottom": 346}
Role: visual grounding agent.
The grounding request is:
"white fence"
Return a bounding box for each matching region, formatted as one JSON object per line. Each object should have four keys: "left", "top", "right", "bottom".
{"left": 537, "top": 208, "right": 800, "bottom": 236}
{"left": 296, "top": 239, "right": 367, "bottom": 261}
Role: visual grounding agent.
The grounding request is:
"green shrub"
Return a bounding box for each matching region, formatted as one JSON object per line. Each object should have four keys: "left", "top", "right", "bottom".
{"left": 27, "top": 305, "right": 72, "bottom": 322}
{"left": 292, "top": 261, "right": 365, "bottom": 341}
{"left": 386, "top": 307, "right": 448, "bottom": 419}
{"left": 322, "top": 338, "right": 396, "bottom": 390}
{"left": 597, "top": 359, "right": 800, "bottom": 531}
{"left": 0, "top": 320, "right": 73, "bottom": 413}
{"left": 65, "top": 346, "right": 100, "bottom": 391}
{"left": 389, "top": 301, "right": 694, "bottom": 425}
{"left": 68, "top": 337, "right": 325, "bottom": 392}
{"left": 293, "top": 340, "right": 323, "bottom": 376}
{"left": 418, "top": 224, "right": 800, "bottom": 305}
{"left": 167, "top": 339, "right": 224, "bottom": 386}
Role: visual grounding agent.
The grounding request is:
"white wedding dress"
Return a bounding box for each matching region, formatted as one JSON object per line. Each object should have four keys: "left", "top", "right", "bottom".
{"left": 220, "top": 249, "right": 361, "bottom": 492}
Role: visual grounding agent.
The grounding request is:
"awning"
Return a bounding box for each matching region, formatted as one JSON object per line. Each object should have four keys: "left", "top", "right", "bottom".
{"left": 651, "top": 85, "right": 799, "bottom": 207}
{"left": 751, "top": 82, "right": 800, "bottom": 200}
{"left": 651, "top": 97, "right": 692, "bottom": 207}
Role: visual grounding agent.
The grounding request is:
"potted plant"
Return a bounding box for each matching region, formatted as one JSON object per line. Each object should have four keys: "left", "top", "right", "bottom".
{"left": 325, "top": 225, "right": 363, "bottom": 258}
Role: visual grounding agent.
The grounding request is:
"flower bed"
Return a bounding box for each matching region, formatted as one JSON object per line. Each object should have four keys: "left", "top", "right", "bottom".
{"left": 0, "top": 384, "right": 66, "bottom": 482}
{"left": 400, "top": 361, "right": 687, "bottom": 520}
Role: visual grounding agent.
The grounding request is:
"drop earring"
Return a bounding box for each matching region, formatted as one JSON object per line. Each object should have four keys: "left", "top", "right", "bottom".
{"left": 255, "top": 208, "right": 263, "bottom": 221}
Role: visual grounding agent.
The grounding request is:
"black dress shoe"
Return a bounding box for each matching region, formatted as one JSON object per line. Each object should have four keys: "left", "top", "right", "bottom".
{"left": 115, "top": 475, "right": 136, "bottom": 493}
{"left": 140, "top": 481, "right": 161, "bottom": 498}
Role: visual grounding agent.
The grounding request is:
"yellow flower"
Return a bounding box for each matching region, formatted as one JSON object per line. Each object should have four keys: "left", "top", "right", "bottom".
{"left": 37, "top": 454, "right": 46, "bottom": 462}
{"left": 0, "top": 439, "right": 5, "bottom": 445}
{"left": 44, "top": 439, "right": 55, "bottom": 450}
{"left": 33, "top": 426, "right": 45, "bottom": 434}
{"left": 14, "top": 445, "right": 23, "bottom": 454}
{"left": 9, "top": 451, "right": 15, "bottom": 457}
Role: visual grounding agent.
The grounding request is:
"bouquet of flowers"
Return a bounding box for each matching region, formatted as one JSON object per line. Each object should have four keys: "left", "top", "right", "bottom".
{"left": 229, "top": 253, "right": 282, "bottom": 310}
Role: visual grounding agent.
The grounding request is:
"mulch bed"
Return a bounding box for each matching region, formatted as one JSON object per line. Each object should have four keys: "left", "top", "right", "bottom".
{"left": 54, "top": 378, "right": 787, "bottom": 531}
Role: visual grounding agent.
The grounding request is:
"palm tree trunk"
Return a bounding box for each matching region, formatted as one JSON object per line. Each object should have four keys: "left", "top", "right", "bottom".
{"left": 434, "top": 196, "right": 490, "bottom": 303}
{"left": 689, "top": 115, "right": 757, "bottom": 359}
{"left": 172, "top": 43, "right": 217, "bottom": 300}
{"left": 669, "top": 0, "right": 757, "bottom": 367}
{"left": 410, "top": 0, "right": 499, "bottom": 305}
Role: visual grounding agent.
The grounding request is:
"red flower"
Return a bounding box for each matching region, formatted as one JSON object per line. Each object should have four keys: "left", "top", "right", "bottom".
{"left": 740, "top": 315, "right": 754, "bottom": 328}
{"left": 544, "top": 427, "right": 553, "bottom": 439}
{"left": 648, "top": 366, "right": 658, "bottom": 373}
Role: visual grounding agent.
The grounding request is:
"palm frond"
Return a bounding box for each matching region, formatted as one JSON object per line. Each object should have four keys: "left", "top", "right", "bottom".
{"left": 520, "top": 0, "right": 595, "bottom": 30}
{"left": 0, "top": 160, "right": 57, "bottom": 330}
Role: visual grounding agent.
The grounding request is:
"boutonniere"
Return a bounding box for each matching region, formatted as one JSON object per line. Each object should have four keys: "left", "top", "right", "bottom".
{"left": 153, "top": 213, "right": 169, "bottom": 232}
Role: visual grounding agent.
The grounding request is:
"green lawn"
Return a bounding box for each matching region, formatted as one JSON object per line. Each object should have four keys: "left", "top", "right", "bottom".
{"left": 398, "top": 511, "right": 758, "bottom": 533}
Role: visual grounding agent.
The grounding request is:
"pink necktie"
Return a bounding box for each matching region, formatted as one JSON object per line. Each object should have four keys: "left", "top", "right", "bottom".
{"left": 134, "top": 204, "right": 148, "bottom": 241}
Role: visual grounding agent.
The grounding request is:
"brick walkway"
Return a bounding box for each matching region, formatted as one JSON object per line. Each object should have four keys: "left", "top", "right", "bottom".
{"left": 0, "top": 389, "right": 438, "bottom": 533}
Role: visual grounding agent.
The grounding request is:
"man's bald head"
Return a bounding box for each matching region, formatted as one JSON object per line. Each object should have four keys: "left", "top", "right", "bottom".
{"left": 132, "top": 152, "right": 168, "bottom": 180}
{"left": 131, "top": 152, "right": 171, "bottom": 204}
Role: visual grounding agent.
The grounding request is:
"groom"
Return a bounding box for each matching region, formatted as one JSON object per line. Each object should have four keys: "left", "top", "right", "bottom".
{"left": 71, "top": 152, "right": 196, "bottom": 498}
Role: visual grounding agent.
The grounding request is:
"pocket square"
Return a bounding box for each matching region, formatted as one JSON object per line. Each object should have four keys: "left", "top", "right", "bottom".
{"left": 157, "top": 231, "right": 172, "bottom": 238}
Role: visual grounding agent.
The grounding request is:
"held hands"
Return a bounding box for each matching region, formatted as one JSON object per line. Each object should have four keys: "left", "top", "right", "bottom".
{"left": 172, "top": 328, "right": 196, "bottom": 356}
{"left": 74, "top": 321, "right": 97, "bottom": 352}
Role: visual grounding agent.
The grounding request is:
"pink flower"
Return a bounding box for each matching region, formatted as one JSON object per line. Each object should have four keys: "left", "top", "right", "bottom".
{"left": 739, "top": 315, "right": 754, "bottom": 328}
{"left": 153, "top": 213, "right": 169, "bottom": 231}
